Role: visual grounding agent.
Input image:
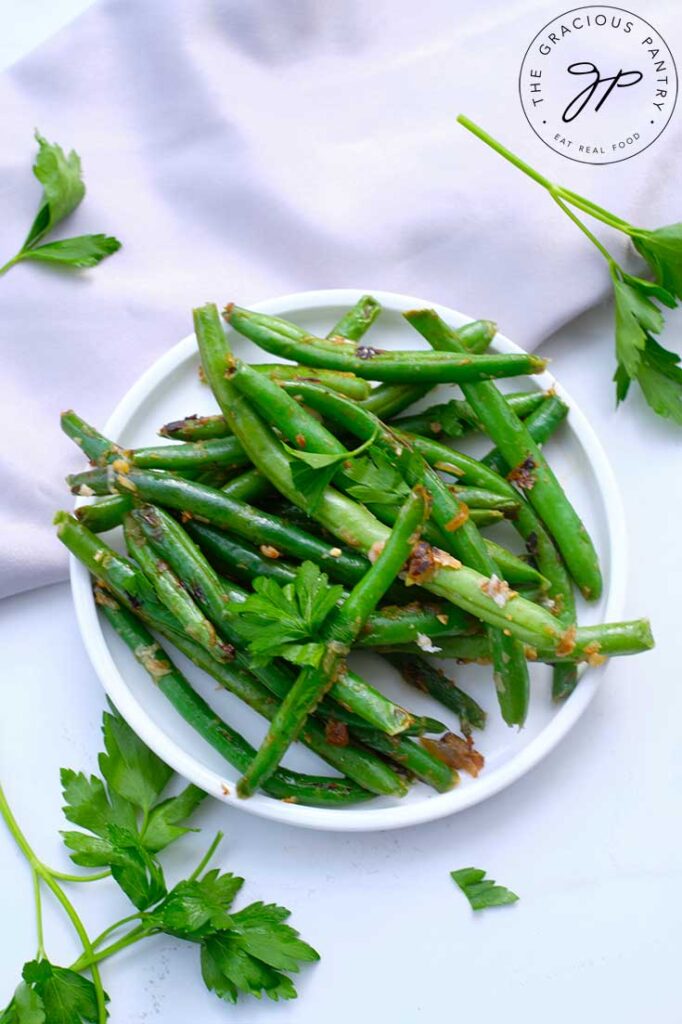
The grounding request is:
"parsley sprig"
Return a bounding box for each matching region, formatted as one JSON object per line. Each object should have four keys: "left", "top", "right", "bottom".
{"left": 0, "top": 132, "right": 121, "bottom": 278}
{"left": 233, "top": 560, "right": 344, "bottom": 667}
{"left": 0, "top": 708, "right": 319, "bottom": 1021}
{"left": 342, "top": 446, "right": 411, "bottom": 508}
{"left": 451, "top": 867, "right": 519, "bottom": 911}
{"left": 282, "top": 429, "right": 377, "bottom": 510}
{"left": 458, "top": 115, "right": 682, "bottom": 424}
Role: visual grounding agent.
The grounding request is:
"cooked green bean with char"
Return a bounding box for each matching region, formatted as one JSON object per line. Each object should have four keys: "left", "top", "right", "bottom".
{"left": 225, "top": 305, "right": 546, "bottom": 384}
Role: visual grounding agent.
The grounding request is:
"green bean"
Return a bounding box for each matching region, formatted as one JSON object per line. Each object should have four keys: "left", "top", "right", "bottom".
{"left": 407, "top": 309, "right": 602, "bottom": 600}
{"left": 95, "top": 588, "right": 376, "bottom": 807}
{"left": 67, "top": 465, "right": 373, "bottom": 587}
{"left": 407, "top": 412, "right": 582, "bottom": 696}
{"left": 482, "top": 539, "right": 548, "bottom": 588}
{"left": 360, "top": 383, "right": 433, "bottom": 418}
{"left": 62, "top": 409, "right": 251, "bottom": 473}
{"left": 185, "top": 520, "right": 299, "bottom": 587}
{"left": 385, "top": 653, "right": 486, "bottom": 735}
{"left": 481, "top": 393, "right": 569, "bottom": 475}
{"left": 236, "top": 374, "right": 517, "bottom": 531}
{"left": 381, "top": 617, "right": 654, "bottom": 663}
{"left": 160, "top": 375, "right": 373, "bottom": 443}
{"left": 61, "top": 409, "right": 124, "bottom": 463}
{"left": 411, "top": 429, "right": 578, "bottom": 672}
{"left": 226, "top": 305, "right": 546, "bottom": 383}
{"left": 160, "top": 413, "right": 231, "bottom": 442}
{"left": 129, "top": 436, "right": 250, "bottom": 473}
{"left": 97, "top": 457, "right": 581, "bottom": 656}
{"left": 237, "top": 487, "right": 430, "bottom": 797}
{"left": 76, "top": 494, "right": 133, "bottom": 533}
{"left": 327, "top": 294, "right": 382, "bottom": 341}
{"left": 354, "top": 315, "right": 495, "bottom": 420}
{"left": 230, "top": 360, "right": 346, "bottom": 457}
{"left": 123, "top": 513, "right": 232, "bottom": 662}
{"left": 352, "top": 729, "right": 457, "bottom": 792}
{"left": 358, "top": 602, "right": 476, "bottom": 646}
{"left": 74, "top": 463, "right": 269, "bottom": 535}
{"left": 273, "top": 365, "right": 371, "bottom": 398}
{"left": 391, "top": 390, "right": 545, "bottom": 439}
{"left": 407, "top": 434, "right": 517, "bottom": 492}
{"left": 477, "top": 395, "right": 578, "bottom": 700}
{"left": 448, "top": 487, "right": 520, "bottom": 513}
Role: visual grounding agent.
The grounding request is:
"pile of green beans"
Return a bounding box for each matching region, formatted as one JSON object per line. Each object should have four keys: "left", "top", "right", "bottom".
{"left": 56, "top": 295, "right": 654, "bottom": 807}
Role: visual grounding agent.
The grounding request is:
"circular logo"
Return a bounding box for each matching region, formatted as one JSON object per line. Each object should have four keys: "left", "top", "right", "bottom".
{"left": 519, "top": 5, "right": 678, "bottom": 164}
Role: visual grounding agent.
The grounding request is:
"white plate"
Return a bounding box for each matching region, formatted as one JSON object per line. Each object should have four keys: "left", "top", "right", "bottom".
{"left": 69, "top": 289, "right": 627, "bottom": 832}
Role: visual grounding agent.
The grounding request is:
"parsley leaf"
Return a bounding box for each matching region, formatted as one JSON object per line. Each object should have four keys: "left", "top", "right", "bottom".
{"left": 429, "top": 400, "right": 467, "bottom": 436}
{"left": 60, "top": 768, "right": 136, "bottom": 837}
{"left": 107, "top": 825, "right": 166, "bottom": 909}
{"left": 230, "top": 902, "right": 320, "bottom": 972}
{"left": 636, "top": 336, "right": 682, "bottom": 423}
{"left": 283, "top": 430, "right": 377, "bottom": 511}
{"left": 1, "top": 132, "right": 121, "bottom": 278}
{"left": 19, "top": 235, "right": 121, "bottom": 269}
{"left": 145, "top": 881, "right": 318, "bottom": 1006}
{"left": 233, "top": 561, "right": 343, "bottom": 667}
{"left": 140, "top": 783, "right": 206, "bottom": 853}
{"left": 619, "top": 271, "right": 676, "bottom": 309}
{"left": 62, "top": 823, "right": 166, "bottom": 910}
{"left": 613, "top": 363, "right": 631, "bottom": 404}
{"left": 98, "top": 708, "right": 172, "bottom": 814}
{"left": 148, "top": 869, "right": 244, "bottom": 938}
{"left": 202, "top": 935, "right": 291, "bottom": 1003}
{"left": 60, "top": 709, "right": 203, "bottom": 907}
{"left": 24, "top": 133, "right": 85, "bottom": 248}
{"left": 633, "top": 224, "right": 682, "bottom": 301}
{"left": 644, "top": 334, "right": 682, "bottom": 372}
{"left": 199, "top": 901, "right": 319, "bottom": 1005}
{"left": 17, "top": 960, "right": 106, "bottom": 1024}
{"left": 1, "top": 981, "right": 45, "bottom": 1024}
{"left": 342, "top": 446, "right": 410, "bottom": 507}
{"left": 451, "top": 867, "right": 519, "bottom": 910}
{"left": 613, "top": 275, "right": 665, "bottom": 379}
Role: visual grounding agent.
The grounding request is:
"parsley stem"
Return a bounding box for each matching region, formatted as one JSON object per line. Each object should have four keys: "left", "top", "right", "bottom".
{"left": 551, "top": 195, "right": 617, "bottom": 268}
{"left": 70, "top": 924, "right": 149, "bottom": 972}
{"left": 90, "top": 912, "right": 144, "bottom": 950}
{"left": 0, "top": 783, "right": 108, "bottom": 1024}
{"left": 457, "top": 115, "right": 555, "bottom": 191}
{"left": 45, "top": 867, "right": 111, "bottom": 883}
{"left": 555, "top": 188, "right": 634, "bottom": 233}
{"left": 31, "top": 867, "right": 46, "bottom": 960}
{"left": 0, "top": 254, "right": 21, "bottom": 276}
{"left": 188, "top": 830, "right": 224, "bottom": 882}
{"left": 457, "top": 115, "right": 634, "bottom": 239}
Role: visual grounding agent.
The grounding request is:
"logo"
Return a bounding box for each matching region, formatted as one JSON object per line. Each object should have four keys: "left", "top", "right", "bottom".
{"left": 519, "top": 6, "right": 677, "bottom": 164}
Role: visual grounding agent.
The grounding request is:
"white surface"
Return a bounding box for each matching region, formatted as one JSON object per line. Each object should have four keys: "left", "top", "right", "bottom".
{"left": 71, "top": 287, "right": 626, "bottom": 831}
{"left": 1, "top": 6, "right": 681, "bottom": 1023}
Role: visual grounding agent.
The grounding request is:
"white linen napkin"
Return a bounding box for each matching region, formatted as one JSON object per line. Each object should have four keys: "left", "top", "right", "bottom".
{"left": 1, "top": 0, "right": 680, "bottom": 598}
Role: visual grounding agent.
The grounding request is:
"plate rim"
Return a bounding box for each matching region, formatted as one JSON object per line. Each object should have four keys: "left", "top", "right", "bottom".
{"left": 69, "top": 287, "right": 627, "bottom": 832}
